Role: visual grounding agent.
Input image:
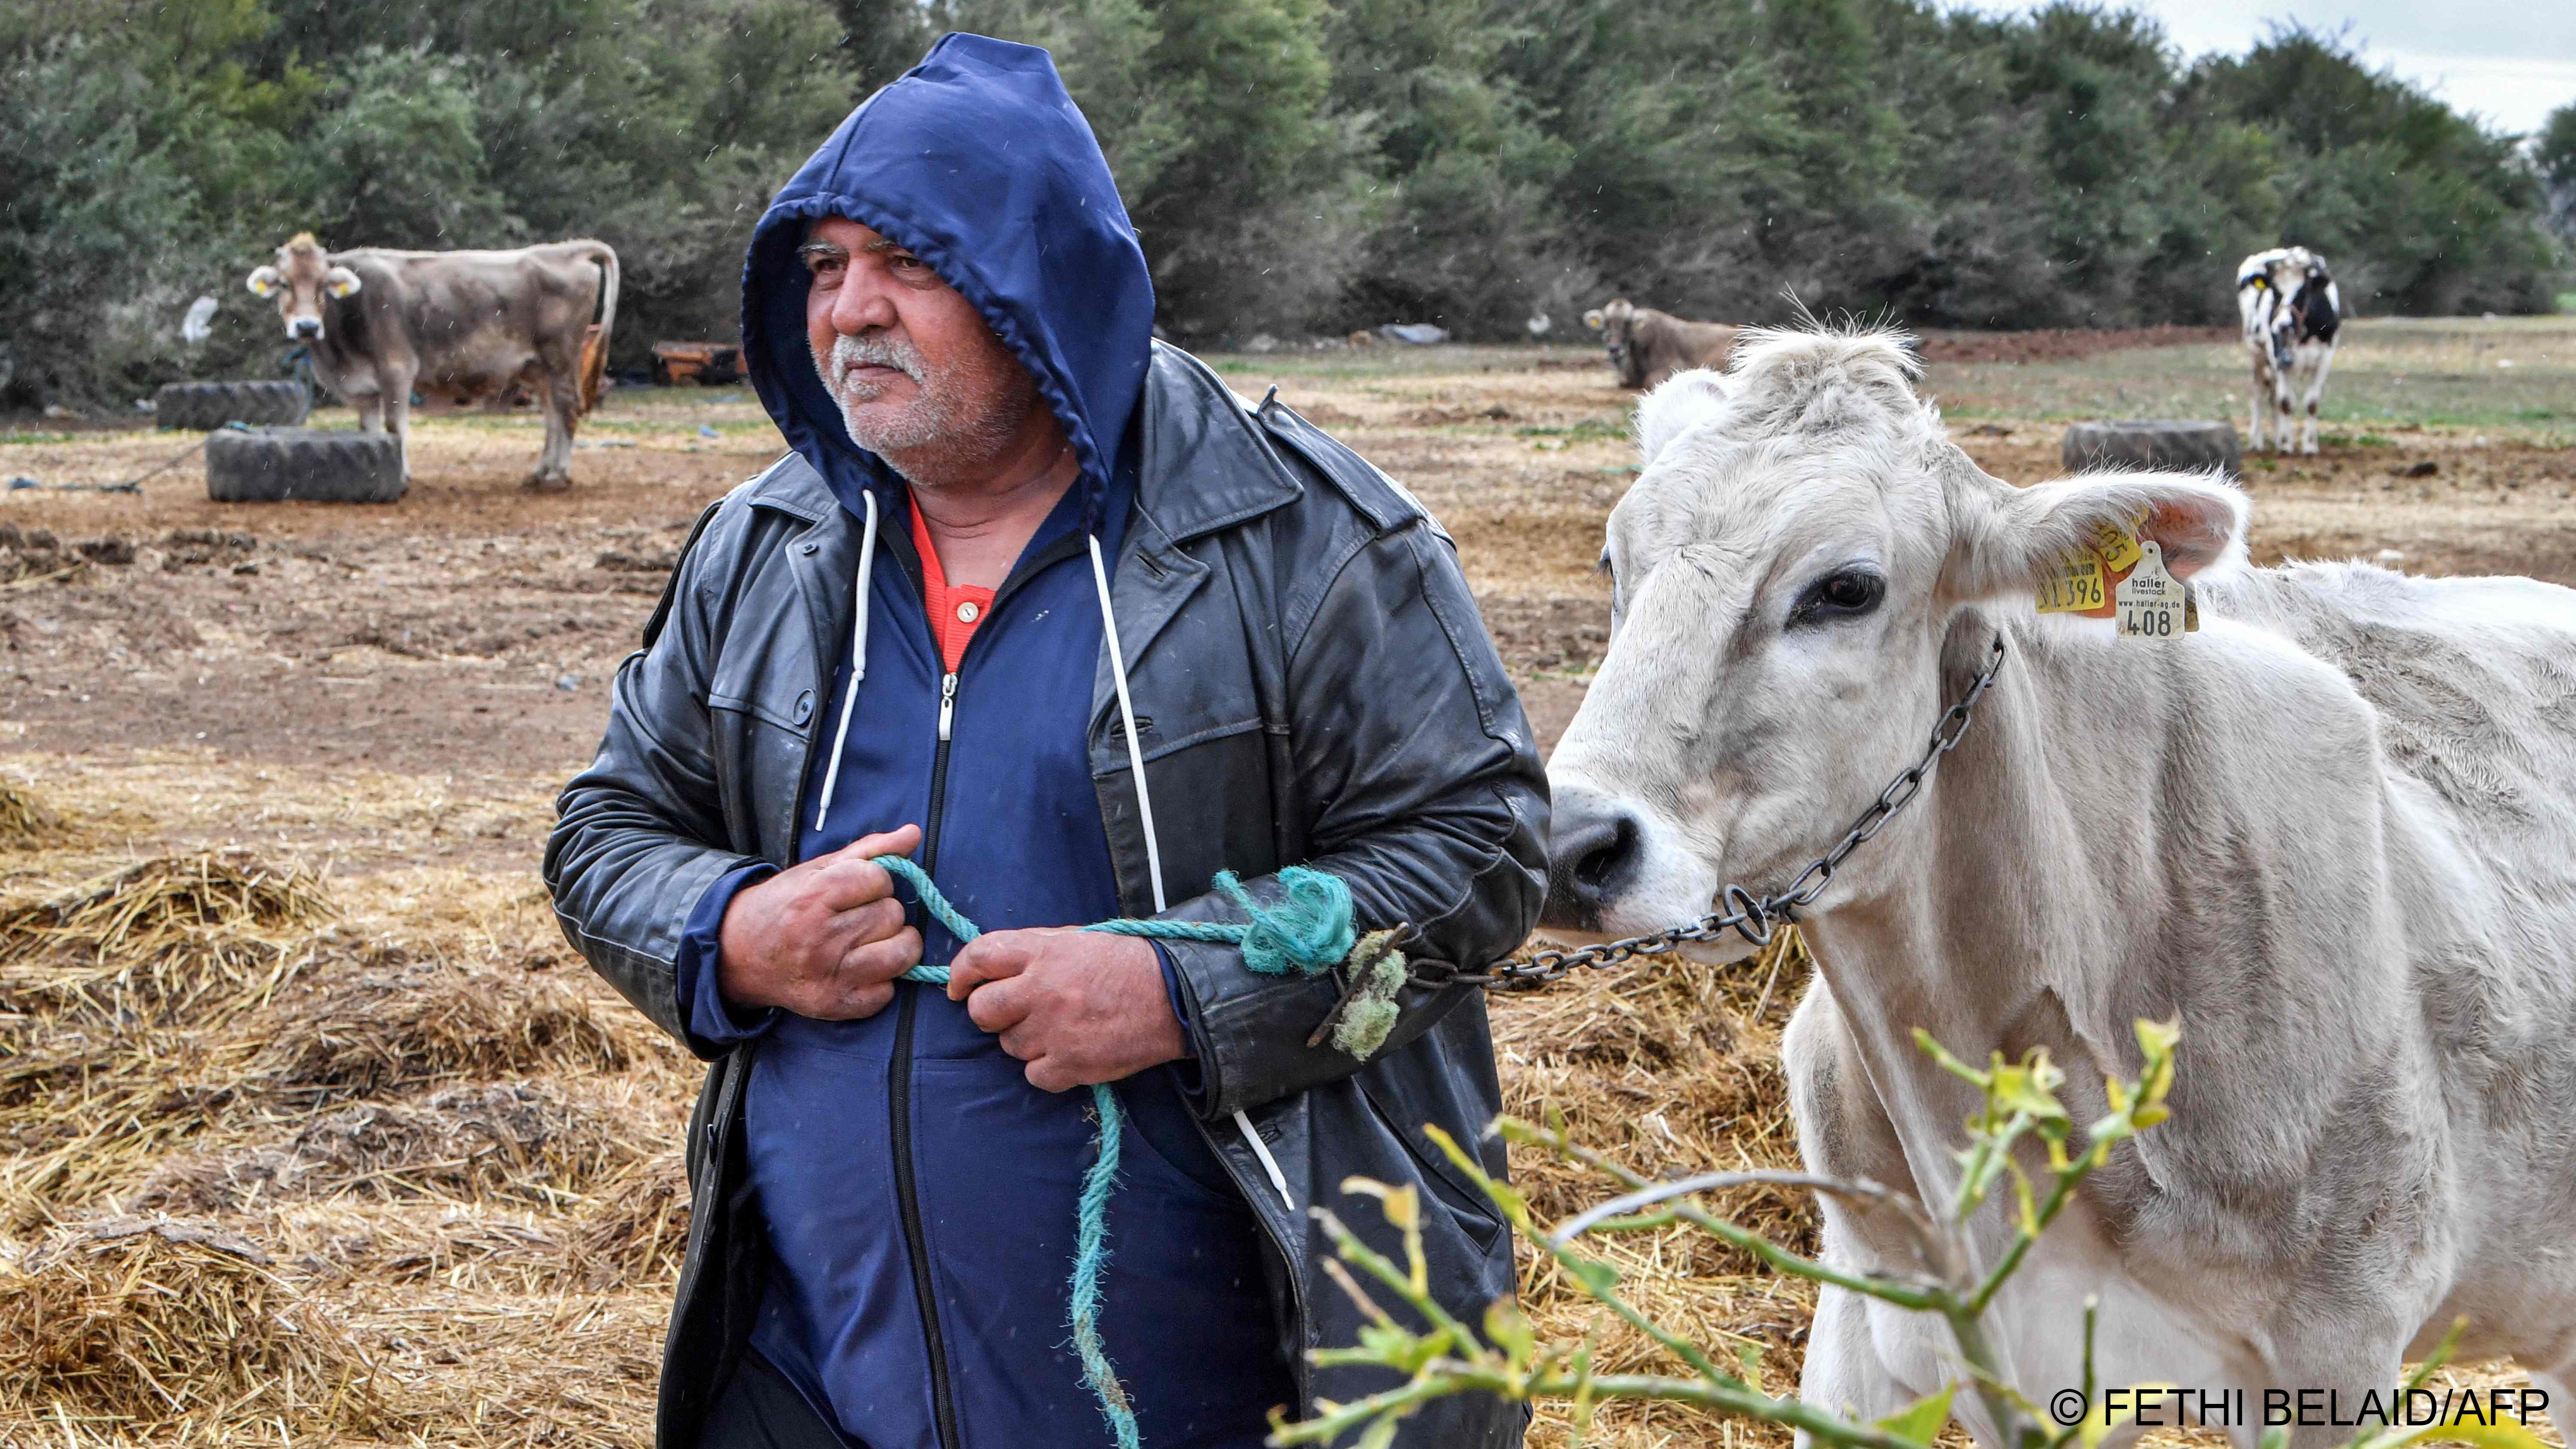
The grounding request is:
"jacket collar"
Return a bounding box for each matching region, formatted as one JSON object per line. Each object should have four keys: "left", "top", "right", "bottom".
{"left": 1133, "top": 341, "right": 1301, "bottom": 541}
{"left": 742, "top": 340, "right": 1302, "bottom": 541}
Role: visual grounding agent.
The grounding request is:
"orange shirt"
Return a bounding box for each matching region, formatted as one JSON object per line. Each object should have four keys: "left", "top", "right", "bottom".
{"left": 910, "top": 498, "right": 996, "bottom": 673}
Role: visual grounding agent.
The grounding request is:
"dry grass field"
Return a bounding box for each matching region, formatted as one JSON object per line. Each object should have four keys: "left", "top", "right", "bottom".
{"left": 2, "top": 316, "right": 2570, "bottom": 1446}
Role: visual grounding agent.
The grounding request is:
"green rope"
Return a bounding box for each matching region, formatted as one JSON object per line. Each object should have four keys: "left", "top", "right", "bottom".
{"left": 872, "top": 854, "right": 1390, "bottom": 1449}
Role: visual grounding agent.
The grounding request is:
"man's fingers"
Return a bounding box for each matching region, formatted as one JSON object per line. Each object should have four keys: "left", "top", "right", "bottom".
{"left": 811, "top": 853, "right": 895, "bottom": 912}
{"left": 817, "top": 981, "right": 895, "bottom": 1021}
{"left": 966, "top": 974, "right": 1033, "bottom": 1034}
{"left": 945, "top": 930, "right": 1045, "bottom": 1000}
{"left": 839, "top": 927, "right": 922, "bottom": 986}
{"left": 1023, "top": 1056, "right": 1080, "bottom": 1094}
{"left": 809, "top": 824, "right": 924, "bottom": 911}
{"left": 836, "top": 896, "right": 905, "bottom": 945}
{"left": 846, "top": 823, "right": 921, "bottom": 860}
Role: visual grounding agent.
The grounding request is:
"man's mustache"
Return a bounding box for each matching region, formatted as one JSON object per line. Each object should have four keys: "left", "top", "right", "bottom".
{"left": 830, "top": 334, "right": 924, "bottom": 390}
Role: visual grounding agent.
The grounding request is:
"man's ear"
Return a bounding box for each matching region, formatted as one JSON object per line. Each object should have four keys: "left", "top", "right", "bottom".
{"left": 323, "top": 266, "right": 362, "bottom": 298}
{"left": 1948, "top": 469, "right": 2248, "bottom": 601}
{"left": 1634, "top": 368, "right": 1731, "bottom": 468}
{"left": 246, "top": 266, "right": 282, "bottom": 298}
{"left": 1582, "top": 308, "right": 1605, "bottom": 331}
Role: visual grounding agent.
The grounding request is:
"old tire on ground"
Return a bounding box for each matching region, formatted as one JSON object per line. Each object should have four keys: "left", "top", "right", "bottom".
{"left": 206, "top": 428, "right": 405, "bottom": 504}
{"left": 156, "top": 381, "right": 311, "bottom": 431}
{"left": 2061, "top": 419, "right": 2242, "bottom": 479}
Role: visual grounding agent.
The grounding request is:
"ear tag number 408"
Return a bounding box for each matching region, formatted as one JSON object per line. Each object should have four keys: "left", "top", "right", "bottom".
{"left": 2116, "top": 540, "right": 2187, "bottom": 640}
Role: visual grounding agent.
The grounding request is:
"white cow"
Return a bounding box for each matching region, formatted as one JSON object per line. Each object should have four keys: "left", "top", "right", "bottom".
{"left": 1540, "top": 326, "right": 2576, "bottom": 1449}
{"left": 2237, "top": 246, "right": 2341, "bottom": 455}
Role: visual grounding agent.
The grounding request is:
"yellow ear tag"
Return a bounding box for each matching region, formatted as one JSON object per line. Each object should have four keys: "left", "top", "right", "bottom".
{"left": 2036, "top": 512, "right": 2152, "bottom": 617}
{"left": 2091, "top": 515, "right": 2144, "bottom": 573}
{"left": 2035, "top": 550, "right": 2106, "bottom": 614}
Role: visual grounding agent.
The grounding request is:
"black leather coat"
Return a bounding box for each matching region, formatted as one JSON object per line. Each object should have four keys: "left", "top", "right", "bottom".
{"left": 544, "top": 342, "right": 1549, "bottom": 1446}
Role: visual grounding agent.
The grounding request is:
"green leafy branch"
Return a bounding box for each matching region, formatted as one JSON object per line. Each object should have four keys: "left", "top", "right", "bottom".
{"left": 1270, "top": 1020, "right": 2187, "bottom": 1449}
{"left": 1274, "top": 1014, "right": 2556, "bottom": 1449}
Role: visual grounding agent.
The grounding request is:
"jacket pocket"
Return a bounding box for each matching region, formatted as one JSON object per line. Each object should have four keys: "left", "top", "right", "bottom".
{"left": 1355, "top": 1076, "right": 1504, "bottom": 1255}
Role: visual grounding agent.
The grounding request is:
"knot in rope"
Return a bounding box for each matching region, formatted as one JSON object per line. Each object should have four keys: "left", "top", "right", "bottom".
{"left": 1215, "top": 867, "right": 1354, "bottom": 978}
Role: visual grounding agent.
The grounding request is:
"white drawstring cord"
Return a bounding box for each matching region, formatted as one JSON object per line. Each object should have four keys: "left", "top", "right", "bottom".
{"left": 1087, "top": 535, "right": 1165, "bottom": 912}
{"left": 814, "top": 489, "right": 880, "bottom": 832}
{"left": 1088, "top": 535, "right": 1294, "bottom": 1213}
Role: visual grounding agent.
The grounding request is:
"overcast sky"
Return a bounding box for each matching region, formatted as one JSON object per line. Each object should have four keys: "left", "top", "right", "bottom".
{"left": 1975, "top": 0, "right": 2576, "bottom": 136}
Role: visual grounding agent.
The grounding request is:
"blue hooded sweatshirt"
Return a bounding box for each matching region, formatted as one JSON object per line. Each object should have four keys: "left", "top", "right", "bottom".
{"left": 670, "top": 34, "right": 1291, "bottom": 1449}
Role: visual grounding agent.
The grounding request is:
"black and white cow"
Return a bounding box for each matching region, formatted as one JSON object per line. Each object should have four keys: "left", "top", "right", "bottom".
{"left": 2236, "top": 247, "right": 2340, "bottom": 456}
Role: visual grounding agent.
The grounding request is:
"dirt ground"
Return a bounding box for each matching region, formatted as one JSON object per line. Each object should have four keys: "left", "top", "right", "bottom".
{"left": 3, "top": 319, "right": 2569, "bottom": 1446}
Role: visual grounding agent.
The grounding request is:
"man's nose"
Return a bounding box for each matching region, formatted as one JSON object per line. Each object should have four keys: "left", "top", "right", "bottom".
{"left": 827, "top": 272, "right": 899, "bottom": 336}
{"left": 1541, "top": 786, "right": 1643, "bottom": 931}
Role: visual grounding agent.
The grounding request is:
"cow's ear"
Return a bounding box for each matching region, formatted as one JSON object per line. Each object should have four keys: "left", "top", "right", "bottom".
{"left": 1634, "top": 368, "right": 1731, "bottom": 467}
{"left": 246, "top": 266, "right": 282, "bottom": 298}
{"left": 1949, "top": 470, "right": 2247, "bottom": 601}
{"left": 324, "top": 266, "right": 362, "bottom": 298}
{"left": 1582, "top": 308, "right": 1605, "bottom": 331}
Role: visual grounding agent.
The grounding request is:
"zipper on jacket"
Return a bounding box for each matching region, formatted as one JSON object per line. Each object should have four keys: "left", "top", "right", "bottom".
{"left": 889, "top": 989, "right": 963, "bottom": 1449}
{"left": 884, "top": 525, "right": 1088, "bottom": 1449}
{"left": 921, "top": 671, "right": 959, "bottom": 871}
{"left": 896, "top": 668, "right": 963, "bottom": 1449}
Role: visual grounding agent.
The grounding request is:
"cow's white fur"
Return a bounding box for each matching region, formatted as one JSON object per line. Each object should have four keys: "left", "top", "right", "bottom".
{"left": 1553, "top": 327, "right": 2576, "bottom": 1448}
{"left": 2238, "top": 247, "right": 2340, "bottom": 455}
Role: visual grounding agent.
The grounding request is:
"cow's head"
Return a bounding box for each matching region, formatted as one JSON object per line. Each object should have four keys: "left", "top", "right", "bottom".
{"left": 245, "top": 233, "right": 360, "bottom": 341}
{"left": 1540, "top": 327, "right": 2246, "bottom": 957}
{"left": 2238, "top": 246, "right": 2336, "bottom": 367}
{"left": 1583, "top": 298, "right": 1647, "bottom": 388}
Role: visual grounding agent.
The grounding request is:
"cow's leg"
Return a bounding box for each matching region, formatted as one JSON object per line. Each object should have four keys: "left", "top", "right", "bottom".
{"left": 2300, "top": 350, "right": 2333, "bottom": 455}
{"left": 381, "top": 363, "right": 416, "bottom": 480}
{"left": 2269, "top": 1348, "right": 2406, "bottom": 1449}
{"left": 1798, "top": 1283, "right": 1920, "bottom": 1441}
{"left": 2529, "top": 1367, "right": 2572, "bottom": 1444}
{"left": 527, "top": 365, "right": 577, "bottom": 491}
{"left": 345, "top": 363, "right": 385, "bottom": 435}
{"left": 2247, "top": 371, "right": 2268, "bottom": 451}
{"left": 1785, "top": 984, "right": 1938, "bottom": 1441}
{"left": 2275, "top": 386, "right": 2297, "bottom": 455}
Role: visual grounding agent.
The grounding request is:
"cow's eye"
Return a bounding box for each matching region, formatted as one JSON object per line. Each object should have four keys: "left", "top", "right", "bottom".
{"left": 1788, "top": 568, "right": 1883, "bottom": 628}
{"left": 1597, "top": 548, "right": 1624, "bottom": 631}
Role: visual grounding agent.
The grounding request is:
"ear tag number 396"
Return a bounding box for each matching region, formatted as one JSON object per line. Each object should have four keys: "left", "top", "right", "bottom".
{"left": 2035, "top": 552, "right": 2106, "bottom": 614}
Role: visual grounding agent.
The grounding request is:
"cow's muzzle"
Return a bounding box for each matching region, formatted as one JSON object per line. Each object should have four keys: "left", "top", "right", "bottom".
{"left": 289, "top": 317, "right": 323, "bottom": 340}
{"left": 1541, "top": 786, "right": 1643, "bottom": 931}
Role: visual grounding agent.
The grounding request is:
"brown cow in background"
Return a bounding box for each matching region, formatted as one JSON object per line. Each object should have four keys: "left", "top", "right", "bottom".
{"left": 1582, "top": 298, "right": 1738, "bottom": 389}
{"left": 247, "top": 234, "right": 618, "bottom": 491}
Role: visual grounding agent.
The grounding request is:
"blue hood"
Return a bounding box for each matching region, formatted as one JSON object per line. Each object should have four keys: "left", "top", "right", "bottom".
{"left": 741, "top": 33, "right": 1154, "bottom": 529}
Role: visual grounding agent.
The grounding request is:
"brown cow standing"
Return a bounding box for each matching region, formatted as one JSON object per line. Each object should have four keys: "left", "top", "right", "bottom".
{"left": 1581, "top": 298, "right": 1738, "bottom": 389}
{"left": 247, "top": 234, "right": 619, "bottom": 490}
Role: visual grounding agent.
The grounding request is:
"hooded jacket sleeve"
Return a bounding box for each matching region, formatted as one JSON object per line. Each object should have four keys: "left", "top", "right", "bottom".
{"left": 544, "top": 498, "right": 771, "bottom": 1051}
{"left": 1156, "top": 514, "right": 1547, "bottom": 1119}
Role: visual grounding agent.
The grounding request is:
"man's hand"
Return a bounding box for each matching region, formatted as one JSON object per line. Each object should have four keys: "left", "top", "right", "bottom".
{"left": 946, "top": 930, "right": 1186, "bottom": 1091}
{"left": 717, "top": 825, "right": 923, "bottom": 1019}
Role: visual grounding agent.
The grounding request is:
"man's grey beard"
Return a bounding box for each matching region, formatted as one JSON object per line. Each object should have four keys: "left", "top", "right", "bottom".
{"left": 813, "top": 332, "right": 1021, "bottom": 481}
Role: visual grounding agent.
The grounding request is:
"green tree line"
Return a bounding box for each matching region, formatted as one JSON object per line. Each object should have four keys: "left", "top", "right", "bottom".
{"left": 1, "top": 0, "right": 2564, "bottom": 407}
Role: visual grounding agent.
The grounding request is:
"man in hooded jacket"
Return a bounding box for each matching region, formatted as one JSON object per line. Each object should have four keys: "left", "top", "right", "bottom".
{"left": 546, "top": 34, "right": 1546, "bottom": 1449}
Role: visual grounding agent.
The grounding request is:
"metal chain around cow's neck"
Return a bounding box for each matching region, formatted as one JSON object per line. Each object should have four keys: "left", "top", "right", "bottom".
{"left": 1437, "top": 635, "right": 2008, "bottom": 992}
